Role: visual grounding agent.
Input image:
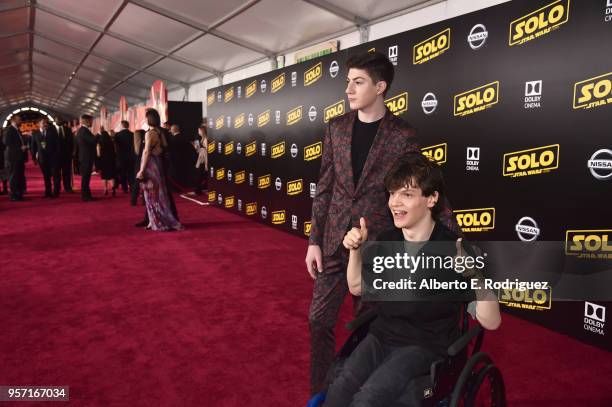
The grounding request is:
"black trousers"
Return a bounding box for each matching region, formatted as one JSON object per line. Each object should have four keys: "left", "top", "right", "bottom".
{"left": 117, "top": 159, "right": 134, "bottom": 192}
{"left": 58, "top": 157, "right": 72, "bottom": 191}
{"left": 324, "top": 334, "right": 437, "bottom": 407}
{"left": 80, "top": 162, "right": 93, "bottom": 198}
{"left": 39, "top": 161, "right": 60, "bottom": 196}
{"left": 6, "top": 160, "right": 25, "bottom": 199}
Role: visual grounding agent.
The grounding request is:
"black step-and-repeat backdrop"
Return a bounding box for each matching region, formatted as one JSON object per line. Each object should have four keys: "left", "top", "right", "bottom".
{"left": 208, "top": 0, "right": 612, "bottom": 350}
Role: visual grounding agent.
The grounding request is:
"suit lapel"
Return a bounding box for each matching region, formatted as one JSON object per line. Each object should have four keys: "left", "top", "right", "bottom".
{"left": 355, "top": 109, "right": 394, "bottom": 194}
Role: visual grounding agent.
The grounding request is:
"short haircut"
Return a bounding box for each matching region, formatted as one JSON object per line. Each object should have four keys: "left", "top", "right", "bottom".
{"left": 81, "top": 114, "right": 93, "bottom": 121}
{"left": 384, "top": 153, "right": 446, "bottom": 218}
{"left": 121, "top": 120, "right": 129, "bottom": 128}
{"left": 346, "top": 51, "right": 395, "bottom": 96}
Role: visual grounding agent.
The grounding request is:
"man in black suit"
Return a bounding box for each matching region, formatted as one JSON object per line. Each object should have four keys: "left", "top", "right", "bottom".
{"left": 2, "top": 115, "right": 28, "bottom": 201}
{"left": 56, "top": 117, "right": 74, "bottom": 193}
{"left": 32, "top": 117, "right": 61, "bottom": 198}
{"left": 74, "top": 114, "right": 97, "bottom": 201}
{"left": 114, "top": 120, "right": 135, "bottom": 195}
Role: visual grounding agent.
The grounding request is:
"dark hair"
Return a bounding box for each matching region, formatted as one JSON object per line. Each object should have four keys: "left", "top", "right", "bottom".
{"left": 384, "top": 153, "right": 446, "bottom": 218}
{"left": 81, "top": 114, "right": 93, "bottom": 121}
{"left": 146, "top": 108, "right": 161, "bottom": 127}
{"left": 346, "top": 51, "right": 395, "bottom": 96}
{"left": 121, "top": 120, "right": 129, "bottom": 128}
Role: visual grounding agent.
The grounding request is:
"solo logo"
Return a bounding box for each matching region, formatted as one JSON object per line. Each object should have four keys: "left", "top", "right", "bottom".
{"left": 224, "top": 141, "right": 234, "bottom": 155}
{"left": 503, "top": 144, "right": 559, "bottom": 177}
{"left": 271, "top": 141, "right": 285, "bottom": 159}
{"left": 245, "top": 141, "right": 257, "bottom": 157}
{"left": 224, "top": 195, "right": 235, "bottom": 208}
{"left": 257, "top": 110, "right": 270, "bottom": 127}
{"left": 246, "top": 80, "right": 257, "bottom": 98}
{"left": 304, "top": 221, "right": 312, "bottom": 237}
{"left": 413, "top": 28, "right": 451, "bottom": 64}
{"left": 224, "top": 87, "right": 234, "bottom": 103}
{"left": 234, "top": 170, "right": 246, "bottom": 185}
{"left": 454, "top": 81, "right": 499, "bottom": 116}
{"left": 287, "top": 179, "right": 303, "bottom": 196}
{"left": 258, "top": 174, "right": 271, "bottom": 189}
{"left": 245, "top": 202, "right": 257, "bottom": 216}
{"left": 565, "top": 230, "right": 612, "bottom": 259}
{"left": 385, "top": 92, "right": 408, "bottom": 116}
{"left": 573, "top": 72, "right": 612, "bottom": 110}
{"left": 272, "top": 210, "right": 286, "bottom": 225}
{"left": 304, "top": 141, "right": 323, "bottom": 161}
{"left": 422, "top": 143, "right": 447, "bottom": 165}
{"left": 234, "top": 113, "right": 245, "bottom": 129}
{"left": 207, "top": 139, "right": 215, "bottom": 154}
{"left": 271, "top": 72, "right": 285, "bottom": 93}
{"left": 509, "top": 0, "right": 570, "bottom": 46}
{"left": 304, "top": 62, "right": 322, "bottom": 86}
{"left": 499, "top": 287, "right": 552, "bottom": 311}
{"left": 207, "top": 190, "right": 215, "bottom": 202}
{"left": 287, "top": 105, "right": 303, "bottom": 126}
{"left": 215, "top": 115, "right": 224, "bottom": 129}
{"left": 215, "top": 168, "right": 225, "bottom": 180}
{"left": 207, "top": 92, "right": 214, "bottom": 106}
{"left": 454, "top": 208, "right": 495, "bottom": 233}
{"left": 324, "top": 100, "right": 345, "bottom": 123}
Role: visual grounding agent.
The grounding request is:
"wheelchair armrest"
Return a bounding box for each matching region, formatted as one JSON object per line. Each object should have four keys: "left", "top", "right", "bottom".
{"left": 345, "top": 307, "right": 377, "bottom": 331}
{"left": 447, "top": 325, "right": 482, "bottom": 357}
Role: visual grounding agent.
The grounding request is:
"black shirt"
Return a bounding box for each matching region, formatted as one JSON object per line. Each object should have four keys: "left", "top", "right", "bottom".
{"left": 368, "top": 222, "right": 476, "bottom": 356}
{"left": 351, "top": 117, "right": 382, "bottom": 186}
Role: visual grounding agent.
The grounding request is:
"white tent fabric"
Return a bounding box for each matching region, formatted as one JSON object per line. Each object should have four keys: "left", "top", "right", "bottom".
{"left": 0, "top": 0, "right": 436, "bottom": 117}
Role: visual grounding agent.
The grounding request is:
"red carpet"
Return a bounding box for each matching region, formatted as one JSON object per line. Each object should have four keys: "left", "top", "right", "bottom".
{"left": 1, "top": 163, "right": 611, "bottom": 406}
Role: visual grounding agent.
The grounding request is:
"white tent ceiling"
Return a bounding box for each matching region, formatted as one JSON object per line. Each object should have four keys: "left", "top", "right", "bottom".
{"left": 0, "top": 0, "right": 434, "bottom": 117}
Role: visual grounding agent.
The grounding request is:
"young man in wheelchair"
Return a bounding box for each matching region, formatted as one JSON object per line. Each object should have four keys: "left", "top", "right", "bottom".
{"left": 323, "top": 153, "right": 501, "bottom": 407}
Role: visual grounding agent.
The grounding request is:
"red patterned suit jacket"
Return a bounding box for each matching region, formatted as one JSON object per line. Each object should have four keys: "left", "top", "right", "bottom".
{"left": 309, "top": 109, "right": 421, "bottom": 257}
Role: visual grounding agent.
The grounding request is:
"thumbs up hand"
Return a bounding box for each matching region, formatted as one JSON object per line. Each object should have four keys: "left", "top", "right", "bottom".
{"left": 343, "top": 217, "right": 369, "bottom": 250}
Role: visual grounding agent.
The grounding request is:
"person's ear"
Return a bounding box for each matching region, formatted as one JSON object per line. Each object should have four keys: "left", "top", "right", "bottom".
{"left": 376, "top": 81, "right": 387, "bottom": 96}
{"left": 427, "top": 191, "right": 439, "bottom": 208}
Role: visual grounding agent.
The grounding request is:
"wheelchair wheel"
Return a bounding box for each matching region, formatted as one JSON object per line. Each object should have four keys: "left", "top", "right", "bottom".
{"left": 464, "top": 364, "right": 506, "bottom": 407}
{"left": 448, "top": 352, "right": 505, "bottom": 407}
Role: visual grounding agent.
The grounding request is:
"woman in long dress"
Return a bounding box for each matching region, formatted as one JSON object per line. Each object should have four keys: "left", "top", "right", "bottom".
{"left": 96, "top": 126, "right": 117, "bottom": 196}
{"left": 135, "top": 108, "right": 183, "bottom": 231}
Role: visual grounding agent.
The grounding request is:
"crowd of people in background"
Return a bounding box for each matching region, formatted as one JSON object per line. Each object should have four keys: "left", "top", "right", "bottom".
{"left": 0, "top": 108, "right": 209, "bottom": 232}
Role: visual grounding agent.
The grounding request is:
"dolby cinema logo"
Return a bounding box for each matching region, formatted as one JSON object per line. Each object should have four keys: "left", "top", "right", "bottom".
{"left": 291, "top": 71, "right": 297, "bottom": 87}
{"left": 421, "top": 93, "right": 438, "bottom": 115}
{"left": 515, "top": 216, "right": 540, "bottom": 242}
{"left": 226, "top": 115, "right": 232, "bottom": 128}
{"left": 208, "top": 118, "right": 213, "bottom": 128}
{"left": 309, "top": 106, "right": 317, "bottom": 121}
{"left": 525, "top": 80, "right": 542, "bottom": 109}
{"left": 237, "top": 86, "right": 242, "bottom": 98}
{"left": 584, "top": 302, "right": 606, "bottom": 336}
{"left": 217, "top": 193, "right": 222, "bottom": 205}
{"left": 466, "top": 147, "right": 480, "bottom": 171}
{"left": 248, "top": 172, "right": 254, "bottom": 186}
{"left": 217, "top": 142, "right": 222, "bottom": 154}
{"left": 291, "top": 215, "right": 298, "bottom": 230}
{"left": 310, "top": 182, "right": 317, "bottom": 198}
{"left": 237, "top": 199, "right": 242, "bottom": 212}
{"left": 260, "top": 142, "right": 267, "bottom": 157}
{"left": 248, "top": 113, "right": 254, "bottom": 126}
{"left": 468, "top": 24, "right": 488, "bottom": 50}
{"left": 588, "top": 149, "right": 612, "bottom": 180}
{"left": 329, "top": 60, "right": 339, "bottom": 78}
{"left": 388, "top": 45, "right": 398, "bottom": 66}
{"left": 275, "top": 110, "right": 281, "bottom": 125}
{"left": 217, "top": 91, "right": 222, "bottom": 102}
{"left": 261, "top": 79, "right": 267, "bottom": 93}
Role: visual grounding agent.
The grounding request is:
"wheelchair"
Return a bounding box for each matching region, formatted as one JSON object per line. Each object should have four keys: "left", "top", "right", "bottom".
{"left": 307, "top": 303, "right": 506, "bottom": 407}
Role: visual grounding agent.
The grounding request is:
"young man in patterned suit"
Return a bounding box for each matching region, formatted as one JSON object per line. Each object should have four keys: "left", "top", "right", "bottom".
{"left": 305, "top": 51, "right": 456, "bottom": 395}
